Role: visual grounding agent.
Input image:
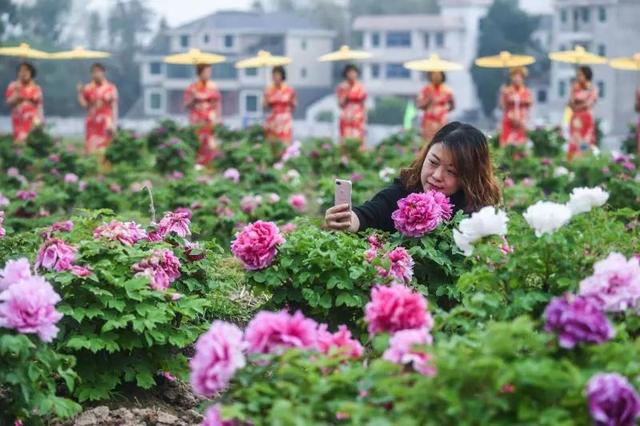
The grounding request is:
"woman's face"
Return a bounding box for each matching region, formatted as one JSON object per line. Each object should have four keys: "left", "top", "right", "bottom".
{"left": 430, "top": 72, "right": 443, "bottom": 85}
{"left": 420, "top": 142, "right": 461, "bottom": 196}
{"left": 18, "top": 65, "right": 32, "bottom": 83}
{"left": 199, "top": 66, "right": 212, "bottom": 81}
{"left": 576, "top": 69, "right": 586, "bottom": 84}
{"left": 272, "top": 70, "right": 283, "bottom": 85}
{"left": 91, "top": 67, "right": 105, "bottom": 83}
{"left": 346, "top": 68, "right": 358, "bottom": 82}
{"left": 511, "top": 72, "right": 524, "bottom": 86}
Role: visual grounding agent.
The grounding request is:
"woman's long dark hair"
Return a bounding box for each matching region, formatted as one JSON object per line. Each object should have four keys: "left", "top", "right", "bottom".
{"left": 400, "top": 122, "right": 501, "bottom": 212}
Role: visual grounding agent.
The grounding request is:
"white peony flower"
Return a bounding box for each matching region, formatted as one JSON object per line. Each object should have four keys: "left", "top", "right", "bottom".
{"left": 523, "top": 201, "right": 572, "bottom": 237}
{"left": 378, "top": 167, "right": 396, "bottom": 183}
{"left": 453, "top": 206, "right": 509, "bottom": 256}
{"left": 553, "top": 166, "right": 569, "bottom": 177}
{"left": 567, "top": 186, "right": 609, "bottom": 215}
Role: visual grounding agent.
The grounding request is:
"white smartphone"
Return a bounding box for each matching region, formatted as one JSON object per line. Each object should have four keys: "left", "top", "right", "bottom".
{"left": 335, "top": 179, "right": 352, "bottom": 207}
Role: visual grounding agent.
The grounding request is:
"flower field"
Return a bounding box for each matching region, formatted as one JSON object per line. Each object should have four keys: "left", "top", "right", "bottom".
{"left": 1, "top": 123, "right": 640, "bottom": 425}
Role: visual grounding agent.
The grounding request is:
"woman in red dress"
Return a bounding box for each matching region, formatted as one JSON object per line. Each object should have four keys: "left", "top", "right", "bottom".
{"left": 336, "top": 64, "right": 367, "bottom": 145}
{"left": 567, "top": 66, "right": 598, "bottom": 160}
{"left": 184, "top": 63, "right": 222, "bottom": 166}
{"left": 77, "top": 63, "right": 118, "bottom": 154}
{"left": 264, "top": 66, "right": 296, "bottom": 145}
{"left": 5, "top": 62, "right": 43, "bottom": 143}
{"left": 417, "top": 71, "right": 455, "bottom": 143}
{"left": 499, "top": 66, "right": 532, "bottom": 147}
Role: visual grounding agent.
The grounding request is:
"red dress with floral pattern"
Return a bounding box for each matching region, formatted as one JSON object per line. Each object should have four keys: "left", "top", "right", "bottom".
{"left": 337, "top": 80, "right": 367, "bottom": 144}
{"left": 5, "top": 81, "right": 43, "bottom": 142}
{"left": 499, "top": 84, "right": 532, "bottom": 146}
{"left": 81, "top": 81, "right": 118, "bottom": 154}
{"left": 568, "top": 82, "right": 598, "bottom": 159}
{"left": 418, "top": 83, "right": 454, "bottom": 142}
{"left": 264, "top": 84, "right": 296, "bottom": 144}
{"left": 184, "top": 80, "right": 221, "bottom": 165}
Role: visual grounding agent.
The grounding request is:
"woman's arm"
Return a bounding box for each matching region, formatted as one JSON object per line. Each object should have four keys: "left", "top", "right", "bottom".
{"left": 77, "top": 83, "right": 88, "bottom": 109}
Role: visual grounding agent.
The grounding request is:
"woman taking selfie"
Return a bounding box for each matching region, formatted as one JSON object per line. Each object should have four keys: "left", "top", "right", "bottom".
{"left": 325, "top": 122, "right": 501, "bottom": 232}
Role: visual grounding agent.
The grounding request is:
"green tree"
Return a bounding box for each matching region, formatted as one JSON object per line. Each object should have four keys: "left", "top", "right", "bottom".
{"left": 86, "top": 10, "right": 103, "bottom": 49}
{"left": 0, "top": 0, "right": 17, "bottom": 42}
{"left": 471, "top": 0, "right": 539, "bottom": 119}
{"left": 17, "top": 0, "right": 71, "bottom": 45}
{"left": 348, "top": 0, "right": 438, "bottom": 16}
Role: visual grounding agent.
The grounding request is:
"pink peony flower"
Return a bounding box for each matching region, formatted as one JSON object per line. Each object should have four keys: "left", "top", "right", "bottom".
{"left": 280, "top": 222, "right": 296, "bottom": 234}
{"left": 78, "top": 180, "right": 88, "bottom": 192}
{"left": 132, "top": 249, "right": 181, "bottom": 291}
{"left": 70, "top": 265, "right": 92, "bottom": 278}
{"left": 281, "top": 140, "right": 301, "bottom": 162}
{"left": 15, "top": 190, "right": 36, "bottom": 201}
{"left": 316, "top": 324, "right": 363, "bottom": 359}
{"left": 499, "top": 236, "right": 514, "bottom": 255}
{"left": 51, "top": 220, "right": 73, "bottom": 233}
{"left": 223, "top": 168, "right": 240, "bottom": 183}
{"left": 383, "top": 328, "right": 436, "bottom": 376}
{"left": 64, "top": 173, "right": 79, "bottom": 184}
{"left": 0, "top": 194, "right": 9, "bottom": 207}
{"left": 161, "top": 371, "right": 176, "bottom": 382}
{"left": 579, "top": 253, "right": 640, "bottom": 312}
{"left": 202, "top": 405, "right": 236, "bottom": 426}
{"left": 109, "top": 183, "right": 122, "bottom": 193}
{"left": 0, "top": 258, "right": 32, "bottom": 291}
{"left": 0, "top": 275, "right": 63, "bottom": 342}
{"left": 190, "top": 321, "right": 246, "bottom": 397}
{"left": 35, "top": 238, "right": 77, "bottom": 272}
{"left": 504, "top": 177, "right": 515, "bottom": 188}
{"left": 244, "top": 310, "right": 318, "bottom": 355}
{"left": 365, "top": 284, "right": 433, "bottom": 335}
{"left": 231, "top": 221, "right": 285, "bottom": 270}
{"left": 7, "top": 167, "right": 19, "bottom": 177}
{"left": 267, "top": 193, "right": 280, "bottom": 204}
{"left": 93, "top": 220, "right": 148, "bottom": 246}
{"left": 391, "top": 191, "right": 452, "bottom": 237}
{"left": 365, "top": 234, "right": 383, "bottom": 263}
{"left": 379, "top": 246, "right": 414, "bottom": 284}
{"left": 240, "top": 195, "right": 262, "bottom": 214}
{"left": 288, "top": 194, "right": 307, "bottom": 212}
{"left": 152, "top": 208, "right": 192, "bottom": 240}
{"left": 0, "top": 211, "right": 5, "bottom": 238}
{"left": 171, "top": 293, "right": 183, "bottom": 301}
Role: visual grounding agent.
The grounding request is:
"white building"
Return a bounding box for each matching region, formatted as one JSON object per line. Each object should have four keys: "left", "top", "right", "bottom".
{"left": 549, "top": 0, "right": 640, "bottom": 136}
{"left": 352, "top": 0, "right": 492, "bottom": 123}
{"left": 132, "top": 11, "right": 335, "bottom": 121}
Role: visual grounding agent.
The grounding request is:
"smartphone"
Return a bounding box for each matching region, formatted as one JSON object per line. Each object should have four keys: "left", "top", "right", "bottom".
{"left": 335, "top": 179, "right": 352, "bottom": 207}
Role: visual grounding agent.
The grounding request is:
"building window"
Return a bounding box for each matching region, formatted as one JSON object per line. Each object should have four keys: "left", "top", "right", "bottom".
{"left": 167, "top": 64, "right": 191, "bottom": 79}
{"left": 598, "top": 6, "right": 606, "bottom": 22}
{"left": 301, "top": 67, "right": 307, "bottom": 79}
{"left": 537, "top": 89, "right": 547, "bottom": 103}
{"left": 244, "top": 68, "right": 258, "bottom": 77}
{"left": 559, "top": 80, "right": 566, "bottom": 98}
{"left": 148, "top": 91, "right": 163, "bottom": 111}
{"left": 149, "top": 62, "right": 163, "bottom": 75}
{"left": 212, "top": 63, "right": 237, "bottom": 80}
{"left": 245, "top": 94, "right": 259, "bottom": 113}
{"left": 224, "top": 34, "right": 234, "bottom": 48}
{"left": 386, "top": 31, "right": 411, "bottom": 48}
{"left": 371, "top": 63, "right": 380, "bottom": 79}
{"left": 435, "top": 32, "right": 445, "bottom": 47}
{"left": 597, "top": 81, "right": 605, "bottom": 98}
{"left": 560, "top": 8, "right": 567, "bottom": 23}
{"left": 424, "top": 33, "right": 430, "bottom": 48}
{"left": 180, "top": 34, "right": 189, "bottom": 48}
{"left": 385, "top": 63, "right": 410, "bottom": 79}
{"left": 301, "top": 39, "right": 307, "bottom": 50}
{"left": 581, "top": 7, "right": 590, "bottom": 22}
{"left": 598, "top": 44, "right": 606, "bottom": 57}
{"left": 371, "top": 32, "right": 380, "bottom": 47}
{"left": 203, "top": 33, "right": 210, "bottom": 44}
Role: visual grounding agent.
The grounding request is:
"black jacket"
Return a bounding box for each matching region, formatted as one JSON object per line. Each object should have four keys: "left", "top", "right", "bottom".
{"left": 353, "top": 180, "right": 466, "bottom": 233}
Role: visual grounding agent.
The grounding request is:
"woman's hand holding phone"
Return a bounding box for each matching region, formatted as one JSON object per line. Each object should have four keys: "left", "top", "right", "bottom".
{"left": 325, "top": 179, "right": 359, "bottom": 232}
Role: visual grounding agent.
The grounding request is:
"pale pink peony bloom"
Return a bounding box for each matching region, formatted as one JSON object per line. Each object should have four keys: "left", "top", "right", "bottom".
{"left": 383, "top": 328, "right": 436, "bottom": 376}
{"left": 379, "top": 246, "right": 414, "bottom": 284}
{"left": 0, "top": 211, "right": 5, "bottom": 238}
{"left": 365, "top": 284, "right": 433, "bottom": 335}
{"left": 202, "top": 405, "right": 236, "bottom": 426}
{"left": 78, "top": 180, "right": 88, "bottom": 192}
{"left": 244, "top": 310, "right": 318, "bottom": 355}
{"left": 63, "top": 173, "right": 79, "bottom": 184}
{"left": 151, "top": 208, "right": 192, "bottom": 240}
{"left": 35, "top": 238, "right": 77, "bottom": 272}
{"left": 391, "top": 191, "right": 452, "bottom": 237}
{"left": 288, "top": 193, "right": 307, "bottom": 212}
{"left": 0, "top": 258, "right": 32, "bottom": 291}
{"left": 240, "top": 195, "right": 262, "bottom": 214}
{"left": 231, "top": 221, "right": 285, "bottom": 270}
{"left": 280, "top": 222, "right": 296, "bottom": 234}
{"left": 281, "top": 140, "right": 301, "bottom": 162}
{"left": 161, "top": 371, "right": 176, "bottom": 382}
{"left": 0, "top": 194, "right": 9, "bottom": 207}
{"left": 316, "top": 324, "right": 363, "bottom": 359}
{"left": 51, "top": 220, "right": 73, "bottom": 233}
{"left": 579, "top": 253, "right": 640, "bottom": 312}
{"left": 171, "top": 293, "right": 183, "bottom": 301}
{"left": 190, "top": 321, "right": 247, "bottom": 397}
{"left": 267, "top": 193, "right": 281, "bottom": 204}
{"left": 70, "top": 265, "right": 92, "bottom": 278}
{"left": 15, "top": 190, "right": 36, "bottom": 201}
{"left": 504, "top": 177, "right": 515, "bottom": 188}
{"left": 132, "top": 249, "right": 181, "bottom": 291}
{"left": 365, "top": 234, "right": 383, "bottom": 263}
{"left": 499, "top": 236, "right": 514, "bottom": 255}
{"left": 223, "top": 168, "right": 240, "bottom": 183}
{"left": 7, "top": 167, "right": 19, "bottom": 177}
{"left": 93, "top": 220, "right": 148, "bottom": 246}
{"left": 0, "top": 275, "right": 63, "bottom": 342}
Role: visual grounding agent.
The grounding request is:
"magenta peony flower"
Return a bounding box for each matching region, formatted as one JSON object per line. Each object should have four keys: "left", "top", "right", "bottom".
{"left": 544, "top": 294, "right": 614, "bottom": 349}
{"left": 383, "top": 328, "right": 436, "bottom": 376}
{"left": 587, "top": 373, "right": 640, "bottom": 426}
{"left": 365, "top": 284, "right": 433, "bottom": 335}
{"left": 365, "top": 234, "right": 383, "bottom": 263}
{"left": 152, "top": 208, "right": 192, "bottom": 240}
{"left": 70, "top": 265, "right": 92, "bottom": 278}
{"left": 93, "top": 220, "right": 148, "bottom": 246}
{"left": 288, "top": 193, "right": 307, "bottom": 212}
{"left": 0, "top": 275, "right": 63, "bottom": 342}
{"left": 391, "top": 191, "right": 452, "bottom": 237}
{"left": 51, "top": 220, "right": 73, "bottom": 233}
{"left": 379, "top": 246, "right": 414, "bottom": 284}
{"left": 579, "top": 253, "right": 640, "bottom": 312}
{"left": 244, "top": 310, "right": 318, "bottom": 355}
{"left": 202, "top": 405, "right": 236, "bottom": 426}
{"left": 0, "top": 211, "right": 5, "bottom": 238}
{"left": 15, "top": 190, "right": 36, "bottom": 201}
{"left": 35, "top": 238, "right": 77, "bottom": 272}
{"left": 223, "top": 168, "right": 240, "bottom": 183}
{"left": 190, "top": 321, "right": 246, "bottom": 397}
{"left": 0, "top": 258, "right": 31, "bottom": 291}
{"left": 231, "top": 221, "right": 285, "bottom": 270}
{"left": 281, "top": 140, "right": 301, "bottom": 162}
{"left": 316, "top": 324, "right": 363, "bottom": 359}
{"left": 132, "top": 249, "right": 181, "bottom": 291}
{"left": 240, "top": 195, "right": 262, "bottom": 214}
{"left": 63, "top": 173, "right": 79, "bottom": 184}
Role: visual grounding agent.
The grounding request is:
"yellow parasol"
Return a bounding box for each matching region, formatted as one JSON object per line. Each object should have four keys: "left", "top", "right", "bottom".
{"left": 548, "top": 45, "right": 606, "bottom": 65}
{"left": 318, "top": 45, "right": 372, "bottom": 62}
{"left": 235, "top": 50, "right": 292, "bottom": 69}
{"left": 48, "top": 46, "right": 111, "bottom": 60}
{"left": 474, "top": 51, "right": 536, "bottom": 68}
{"left": 164, "top": 48, "right": 226, "bottom": 65}
{"left": 404, "top": 53, "right": 463, "bottom": 72}
{"left": 609, "top": 53, "right": 640, "bottom": 71}
{"left": 0, "top": 42, "right": 50, "bottom": 59}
